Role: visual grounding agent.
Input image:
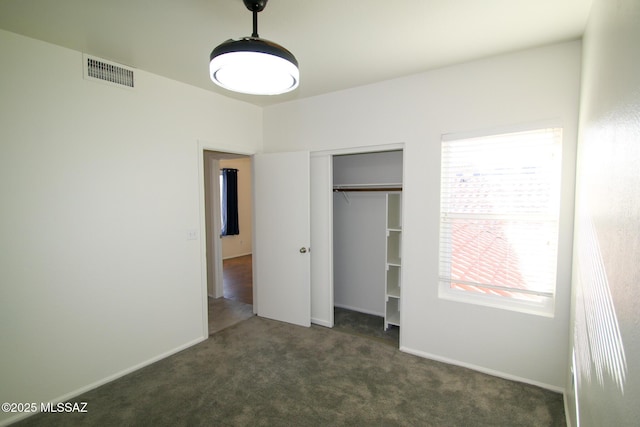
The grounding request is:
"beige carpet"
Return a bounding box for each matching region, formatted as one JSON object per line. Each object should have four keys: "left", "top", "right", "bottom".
{"left": 17, "top": 316, "right": 565, "bottom": 426}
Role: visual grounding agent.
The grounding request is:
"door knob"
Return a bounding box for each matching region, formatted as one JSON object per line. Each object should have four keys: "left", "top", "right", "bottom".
{"left": 300, "top": 247, "right": 308, "bottom": 253}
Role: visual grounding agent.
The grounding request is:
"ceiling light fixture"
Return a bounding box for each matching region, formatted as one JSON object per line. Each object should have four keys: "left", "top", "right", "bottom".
{"left": 209, "top": 0, "right": 299, "bottom": 96}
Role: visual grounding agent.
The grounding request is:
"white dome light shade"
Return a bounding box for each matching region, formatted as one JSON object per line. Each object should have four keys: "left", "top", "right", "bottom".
{"left": 210, "top": 37, "right": 299, "bottom": 95}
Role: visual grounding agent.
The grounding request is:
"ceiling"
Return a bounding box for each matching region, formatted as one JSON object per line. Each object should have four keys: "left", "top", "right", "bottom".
{"left": 0, "top": 0, "right": 593, "bottom": 107}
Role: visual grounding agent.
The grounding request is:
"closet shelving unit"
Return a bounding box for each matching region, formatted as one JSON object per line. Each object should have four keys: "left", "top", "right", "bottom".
{"left": 385, "top": 192, "right": 402, "bottom": 330}
{"left": 332, "top": 184, "right": 402, "bottom": 331}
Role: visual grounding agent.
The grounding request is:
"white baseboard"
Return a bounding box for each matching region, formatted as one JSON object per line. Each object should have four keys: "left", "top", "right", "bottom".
{"left": 334, "top": 303, "right": 384, "bottom": 318}
{"left": 311, "top": 317, "right": 333, "bottom": 328}
{"left": 222, "top": 252, "right": 252, "bottom": 260}
{"left": 0, "top": 335, "right": 208, "bottom": 427}
{"left": 399, "top": 345, "right": 565, "bottom": 394}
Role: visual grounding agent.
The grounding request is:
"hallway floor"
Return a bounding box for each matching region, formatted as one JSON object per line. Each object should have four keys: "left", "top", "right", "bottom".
{"left": 223, "top": 254, "right": 253, "bottom": 305}
{"left": 208, "top": 254, "right": 254, "bottom": 335}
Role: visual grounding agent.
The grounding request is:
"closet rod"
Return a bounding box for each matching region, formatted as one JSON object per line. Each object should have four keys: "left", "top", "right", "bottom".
{"left": 333, "top": 187, "right": 402, "bottom": 192}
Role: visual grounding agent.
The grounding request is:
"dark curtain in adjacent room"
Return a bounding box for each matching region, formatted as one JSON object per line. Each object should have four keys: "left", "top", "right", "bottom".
{"left": 221, "top": 168, "right": 239, "bottom": 236}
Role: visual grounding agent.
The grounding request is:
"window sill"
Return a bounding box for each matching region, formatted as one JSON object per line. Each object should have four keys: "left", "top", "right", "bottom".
{"left": 438, "top": 284, "right": 555, "bottom": 318}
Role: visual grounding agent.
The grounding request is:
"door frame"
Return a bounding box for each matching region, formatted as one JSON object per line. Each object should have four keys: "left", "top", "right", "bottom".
{"left": 203, "top": 153, "right": 223, "bottom": 299}
{"left": 310, "top": 143, "right": 404, "bottom": 329}
{"left": 197, "top": 141, "right": 255, "bottom": 336}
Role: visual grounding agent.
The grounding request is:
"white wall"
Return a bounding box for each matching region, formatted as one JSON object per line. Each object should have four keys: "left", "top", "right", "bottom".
{"left": 333, "top": 151, "right": 403, "bottom": 186}
{"left": 333, "top": 192, "right": 386, "bottom": 315}
{"left": 264, "top": 41, "right": 581, "bottom": 389}
{"left": 567, "top": 0, "right": 640, "bottom": 425}
{"left": 0, "top": 29, "right": 261, "bottom": 425}
{"left": 220, "top": 157, "right": 253, "bottom": 259}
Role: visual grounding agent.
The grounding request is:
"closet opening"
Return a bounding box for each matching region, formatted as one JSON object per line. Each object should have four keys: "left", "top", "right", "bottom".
{"left": 331, "top": 149, "right": 403, "bottom": 347}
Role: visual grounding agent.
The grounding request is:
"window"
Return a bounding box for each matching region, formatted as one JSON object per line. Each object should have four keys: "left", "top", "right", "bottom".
{"left": 438, "top": 128, "right": 562, "bottom": 315}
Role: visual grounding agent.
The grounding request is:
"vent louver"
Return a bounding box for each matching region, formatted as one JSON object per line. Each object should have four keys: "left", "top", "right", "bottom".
{"left": 83, "top": 54, "right": 134, "bottom": 88}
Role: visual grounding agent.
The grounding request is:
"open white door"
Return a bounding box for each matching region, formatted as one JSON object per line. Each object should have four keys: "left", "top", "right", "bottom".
{"left": 254, "top": 151, "right": 310, "bottom": 327}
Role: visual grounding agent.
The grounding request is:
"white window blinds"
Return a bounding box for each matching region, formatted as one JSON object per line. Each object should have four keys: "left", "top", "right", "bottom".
{"left": 439, "top": 128, "right": 562, "bottom": 304}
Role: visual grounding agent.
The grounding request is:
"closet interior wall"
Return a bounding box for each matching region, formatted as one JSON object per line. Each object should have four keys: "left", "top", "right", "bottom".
{"left": 332, "top": 150, "right": 403, "bottom": 317}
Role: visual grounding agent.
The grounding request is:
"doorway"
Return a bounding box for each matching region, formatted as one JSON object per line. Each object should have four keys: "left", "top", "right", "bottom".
{"left": 203, "top": 150, "right": 254, "bottom": 334}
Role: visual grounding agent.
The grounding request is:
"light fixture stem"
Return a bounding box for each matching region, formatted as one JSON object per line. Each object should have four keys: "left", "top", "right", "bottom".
{"left": 252, "top": 9, "right": 259, "bottom": 37}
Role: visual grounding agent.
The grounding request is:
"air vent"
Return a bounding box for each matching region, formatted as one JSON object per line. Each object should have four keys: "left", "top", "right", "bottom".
{"left": 83, "top": 54, "right": 134, "bottom": 88}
